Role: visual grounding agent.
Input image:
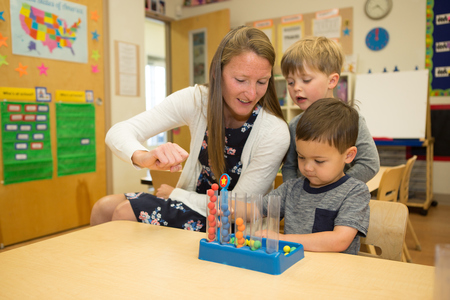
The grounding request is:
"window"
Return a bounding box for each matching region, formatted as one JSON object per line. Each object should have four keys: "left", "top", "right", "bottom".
{"left": 145, "top": 18, "right": 168, "bottom": 148}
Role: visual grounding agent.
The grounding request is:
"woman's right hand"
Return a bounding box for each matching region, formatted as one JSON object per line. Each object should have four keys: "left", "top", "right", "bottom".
{"left": 131, "top": 142, "right": 189, "bottom": 172}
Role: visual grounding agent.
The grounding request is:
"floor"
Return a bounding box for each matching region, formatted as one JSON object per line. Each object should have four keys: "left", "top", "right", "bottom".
{"left": 1, "top": 204, "right": 450, "bottom": 267}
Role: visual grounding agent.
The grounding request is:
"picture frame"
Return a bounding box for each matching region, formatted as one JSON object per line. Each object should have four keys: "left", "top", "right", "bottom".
{"left": 189, "top": 28, "right": 207, "bottom": 86}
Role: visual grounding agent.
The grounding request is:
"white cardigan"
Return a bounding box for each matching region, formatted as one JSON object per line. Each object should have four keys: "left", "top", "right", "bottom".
{"left": 106, "top": 85, "right": 290, "bottom": 216}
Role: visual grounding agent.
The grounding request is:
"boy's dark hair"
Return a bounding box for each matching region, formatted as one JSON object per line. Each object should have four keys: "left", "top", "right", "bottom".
{"left": 296, "top": 98, "right": 358, "bottom": 154}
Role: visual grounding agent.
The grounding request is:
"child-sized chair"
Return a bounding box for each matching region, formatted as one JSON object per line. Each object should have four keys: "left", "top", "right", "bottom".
{"left": 359, "top": 200, "right": 409, "bottom": 261}
{"left": 399, "top": 156, "right": 422, "bottom": 252}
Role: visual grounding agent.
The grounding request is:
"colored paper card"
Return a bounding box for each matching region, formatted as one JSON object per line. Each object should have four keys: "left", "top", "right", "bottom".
{"left": 56, "top": 103, "right": 96, "bottom": 176}
{"left": 55, "top": 90, "right": 86, "bottom": 103}
{"left": 1, "top": 101, "right": 53, "bottom": 184}
{"left": 0, "top": 87, "right": 36, "bottom": 101}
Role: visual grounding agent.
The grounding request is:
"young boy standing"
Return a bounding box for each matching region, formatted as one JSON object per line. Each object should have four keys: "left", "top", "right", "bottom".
{"left": 280, "top": 36, "right": 379, "bottom": 183}
{"left": 262, "top": 98, "right": 370, "bottom": 254}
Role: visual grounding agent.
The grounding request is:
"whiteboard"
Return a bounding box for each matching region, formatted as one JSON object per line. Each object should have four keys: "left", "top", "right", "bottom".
{"left": 354, "top": 70, "right": 429, "bottom": 139}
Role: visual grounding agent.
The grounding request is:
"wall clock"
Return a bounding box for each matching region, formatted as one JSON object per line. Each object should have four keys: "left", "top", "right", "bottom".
{"left": 365, "top": 27, "right": 389, "bottom": 51}
{"left": 365, "top": 0, "right": 393, "bottom": 20}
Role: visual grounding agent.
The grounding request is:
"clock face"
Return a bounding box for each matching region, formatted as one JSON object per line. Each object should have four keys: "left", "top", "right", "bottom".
{"left": 366, "top": 27, "right": 389, "bottom": 51}
{"left": 365, "top": 0, "right": 393, "bottom": 20}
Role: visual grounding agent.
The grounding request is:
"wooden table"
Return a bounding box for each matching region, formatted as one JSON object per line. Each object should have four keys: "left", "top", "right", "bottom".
{"left": 366, "top": 166, "right": 389, "bottom": 193}
{"left": 0, "top": 221, "right": 434, "bottom": 299}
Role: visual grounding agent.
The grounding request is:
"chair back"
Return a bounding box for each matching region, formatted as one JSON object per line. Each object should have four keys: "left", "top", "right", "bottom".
{"left": 149, "top": 170, "right": 182, "bottom": 194}
{"left": 360, "top": 200, "right": 408, "bottom": 261}
{"left": 376, "top": 164, "right": 406, "bottom": 201}
{"left": 399, "top": 155, "right": 417, "bottom": 204}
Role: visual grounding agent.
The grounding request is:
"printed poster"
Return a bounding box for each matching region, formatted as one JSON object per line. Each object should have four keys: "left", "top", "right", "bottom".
{"left": 1, "top": 101, "right": 53, "bottom": 185}
{"left": 10, "top": 0, "right": 88, "bottom": 63}
{"left": 56, "top": 103, "right": 96, "bottom": 176}
{"left": 426, "top": 0, "right": 450, "bottom": 96}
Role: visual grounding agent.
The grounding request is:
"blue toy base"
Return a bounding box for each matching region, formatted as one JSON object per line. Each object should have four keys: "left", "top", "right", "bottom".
{"left": 198, "top": 237, "right": 304, "bottom": 275}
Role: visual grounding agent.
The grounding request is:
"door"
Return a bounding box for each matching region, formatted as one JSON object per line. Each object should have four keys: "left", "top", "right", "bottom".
{"left": 0, "top": 0, "right": 106, "bottom": 246}
{"left": 170, "top": 9, "right": 230, "bottom": 152}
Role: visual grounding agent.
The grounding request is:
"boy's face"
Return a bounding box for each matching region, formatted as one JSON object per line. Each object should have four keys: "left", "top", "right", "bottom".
{"left": 286, "top": 64, "right": 338, "bottom": 111}
{"left": 296, "top": 139, "right": 356, "bottom": 188}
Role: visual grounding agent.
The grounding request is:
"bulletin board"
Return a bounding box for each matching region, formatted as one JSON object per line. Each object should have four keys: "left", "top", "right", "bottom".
{"left": 426, "top": 0, "right": 450, "bottom": 96}
{"left": 0, "top": 0, "right": 106, "bottom": 246}
{"left": 246, "top": 7, "right": 353, "bottom": 75}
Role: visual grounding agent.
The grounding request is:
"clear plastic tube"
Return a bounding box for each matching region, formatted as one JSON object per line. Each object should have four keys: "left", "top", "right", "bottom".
{"left": 266, "top": 195, "right": 281, "bottom": 254}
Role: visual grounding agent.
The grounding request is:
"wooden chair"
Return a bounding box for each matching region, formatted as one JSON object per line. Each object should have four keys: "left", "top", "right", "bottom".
{"left": 399, "top": 156, "right": 422, "bottom": 253}
{"left": 376, "top": 164, "right": 406, "bottom": 202}
{"left": 149, "top": 170, "right": 181, "bottom": 195}
{"left": 360, "top": 200, "right": 409, "bottom": 261}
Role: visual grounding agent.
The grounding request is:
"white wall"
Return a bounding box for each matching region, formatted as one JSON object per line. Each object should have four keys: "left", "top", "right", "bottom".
{"left": 108, "top": 0, "right": 148, "bottom": 194}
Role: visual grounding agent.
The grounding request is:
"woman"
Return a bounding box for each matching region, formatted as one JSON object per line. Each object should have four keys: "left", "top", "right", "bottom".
{"left": 90, "top": 26, "right": 290, "bottom": 230}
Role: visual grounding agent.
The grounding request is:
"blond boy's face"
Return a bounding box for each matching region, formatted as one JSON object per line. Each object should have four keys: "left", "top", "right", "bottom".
{"left": 296, "top": 139, "right": 356, "bottom": 188}
{"left": 286, "top": 64, "right": 338, "bottom": 111}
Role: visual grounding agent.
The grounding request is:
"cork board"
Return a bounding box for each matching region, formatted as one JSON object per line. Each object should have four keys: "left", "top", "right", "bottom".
{"left": 0, "top": 0, "right": 106, "bottom": 246}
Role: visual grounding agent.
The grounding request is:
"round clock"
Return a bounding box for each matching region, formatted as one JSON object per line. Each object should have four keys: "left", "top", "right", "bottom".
{"left": 365, "top": 27, "right": 389, "bottom": 51}
{"left": 365, "top": 0, "right": 393, "bottom": 20}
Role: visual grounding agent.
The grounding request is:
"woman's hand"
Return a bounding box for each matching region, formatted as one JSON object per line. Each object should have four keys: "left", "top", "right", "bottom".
{"left": 131, "top": 142, "right": 189, "bottom": 171}
{"left": 156, "top": 184, "right": 175, "bottom": 199}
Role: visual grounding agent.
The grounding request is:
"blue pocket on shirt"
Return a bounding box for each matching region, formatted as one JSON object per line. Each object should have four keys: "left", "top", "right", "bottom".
{"left": 312, "top": 208, "right": 338, "bottom": 233}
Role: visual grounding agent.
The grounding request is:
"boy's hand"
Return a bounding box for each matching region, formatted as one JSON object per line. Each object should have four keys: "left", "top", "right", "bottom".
{"left": 156, "top": 184, "right": 175, "bottom": 199}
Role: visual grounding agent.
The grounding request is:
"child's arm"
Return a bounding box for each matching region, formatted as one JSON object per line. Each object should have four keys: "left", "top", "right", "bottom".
{"left": 345, "top": 114, "right": 380, "bottom": 183}
{"left": 279, "top": 226, "right": 358, "bottom": 252}
{"left": 281, "top": 116, "right": 301, "bottom": 181}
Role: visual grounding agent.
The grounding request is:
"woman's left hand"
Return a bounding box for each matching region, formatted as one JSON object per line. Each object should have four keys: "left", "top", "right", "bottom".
{"left": 156, "top": 184, "right": 175, "bottom": 199}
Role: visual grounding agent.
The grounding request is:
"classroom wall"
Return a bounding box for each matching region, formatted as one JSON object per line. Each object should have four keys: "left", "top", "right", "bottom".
{"left": 107, "top": 0, "right": 449, "bottom": 195}
{"left": 107, "top": 0, "right": 148, "bottom": 195}
{"left": 168, "top": 0, "right": 450, "bottom": 196}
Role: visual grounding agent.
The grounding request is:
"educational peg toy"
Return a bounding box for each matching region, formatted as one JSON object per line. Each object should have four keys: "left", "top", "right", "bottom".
{"left": 198, "top": 174, "right": 304, "bottom": 275}
{"left": 205, "top": 183, "right": 219, "bottom": 242}
{"left": 233, "top": 193, "right": 247, "bottom": 248}
{"left": 218, "top": 173, "right": 231, "bottom": 245}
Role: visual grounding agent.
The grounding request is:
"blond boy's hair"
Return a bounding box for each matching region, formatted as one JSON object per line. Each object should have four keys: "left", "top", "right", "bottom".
{"left": 281, "top": 36, "right": 344, "bottom": 77}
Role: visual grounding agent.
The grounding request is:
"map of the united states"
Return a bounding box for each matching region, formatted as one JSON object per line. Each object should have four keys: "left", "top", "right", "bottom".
{"left": 19, "top": 3, "right": 80, "bottom": 54}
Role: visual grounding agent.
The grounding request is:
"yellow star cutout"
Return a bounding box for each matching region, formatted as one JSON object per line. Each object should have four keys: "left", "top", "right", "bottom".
{"left": 221, "top": 177, "right": 227, "bottom": 186}
{"left": 15, "top": 63, "right": 28, "bottom": 77}
{"left": 91, "top": 50, "right": 100, "bottom": 61}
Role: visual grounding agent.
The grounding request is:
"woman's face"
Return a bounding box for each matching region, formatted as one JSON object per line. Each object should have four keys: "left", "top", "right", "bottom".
{"left": 221, "top": 51, "right": 272, "bottom": 128}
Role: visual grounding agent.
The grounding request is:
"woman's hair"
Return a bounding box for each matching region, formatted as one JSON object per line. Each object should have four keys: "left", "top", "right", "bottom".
{"left": 296, "top": 98, "right": 358, "bottom": 154}
{"left": 281, "top": 36, "right": 344, "bottom": 78}
{"left": 206, "top": 26, "right": 284, "bottom": 178}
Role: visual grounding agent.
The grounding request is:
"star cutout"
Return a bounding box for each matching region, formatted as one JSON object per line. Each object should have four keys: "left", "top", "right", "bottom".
{"left": 91, "top": 64, "right": 99, "bottom": 73}
{"left": 91, "top": 30, "right": 100, "bottom": 41}
{"left": 0, "top": 55, "right": 8, "bottom": 67}
{"left": 15, "top": 63, "right": 28, "bottom": 77}
{"left": 0, "top": 33, "right": 8, "bottom": 48}
{"left": 91, "top": 50, "right": 100, "bottom": 61}
{"left": 37, "top": 63, "right": 48, "bottom": 76}
{"left": 0, "top": 11, "right": 5, "bottom": 21}
{"left": 343, "top": 27, "right": 351, "bottom": 36}
{"left": 91, "top": 10, "right": 99, "bottom": 21}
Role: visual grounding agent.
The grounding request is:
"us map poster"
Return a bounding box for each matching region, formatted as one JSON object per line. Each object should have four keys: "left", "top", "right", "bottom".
{"left": 10, "top": 0, "right": 88, "bottom": 63}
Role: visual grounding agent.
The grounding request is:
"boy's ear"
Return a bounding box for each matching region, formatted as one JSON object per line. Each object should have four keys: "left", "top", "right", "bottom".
{"left": 344, "top": 146, "right": 357, "bottom": 164}
{"left": 328, "top": 73, "right": 340, "bottom": 89}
